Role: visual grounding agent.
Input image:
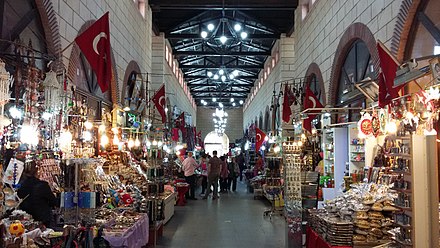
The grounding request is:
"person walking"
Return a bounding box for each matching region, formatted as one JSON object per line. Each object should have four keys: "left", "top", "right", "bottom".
{"left": 182, "top": 151, "right": 198, "bottom": 200}
{"left": 219, "top": 156, "right": 229, "bottom": 193}
{"left": 228, "top": 157, "right": 240, "bottom": 191}
{"left": 236, "top": 152, "right": 245, "bottom": 181}
{"left": 199, "top": 154, "right": 208, "bottom": 196}
{"left": 203, "top": 150, "right": 221, "bottom": 200}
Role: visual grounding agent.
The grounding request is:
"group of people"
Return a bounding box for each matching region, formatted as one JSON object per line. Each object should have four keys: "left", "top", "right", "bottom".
{"left": 180, "top": 150, "right": 245, "bottom": 200}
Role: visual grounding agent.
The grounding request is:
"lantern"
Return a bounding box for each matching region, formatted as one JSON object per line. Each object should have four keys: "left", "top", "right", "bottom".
{"left": 42, "top": 70, "right": 61, "bottom": 112}
{"left": 9, "top": 221, "right": 25, "bottom": 236}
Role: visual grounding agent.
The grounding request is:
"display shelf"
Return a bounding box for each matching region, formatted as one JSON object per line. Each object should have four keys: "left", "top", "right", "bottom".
{"left": 348, "top": 124, "right": 365, "bottom": 174}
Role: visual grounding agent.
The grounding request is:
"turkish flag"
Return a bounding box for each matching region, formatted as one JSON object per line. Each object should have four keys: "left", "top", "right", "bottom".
{"left": 282, "top": 84, "right": 295, "bottom": 123}
{"left": 303, "top": 86, "right": 323, "bottom": 133}
{"left": 175, "top": 112, "right": 185, "bottom": 127}
{"left": 152, "top": 84, "right": 166, "bottom": 123}
{"left": 75, "top": 12, "right": 112, "bottom": 93}
{"left": 377, "top": 41, "right": 404, "bottom": 108}
{"left": 255, "top": 128, "right": 267, "bottom": 152}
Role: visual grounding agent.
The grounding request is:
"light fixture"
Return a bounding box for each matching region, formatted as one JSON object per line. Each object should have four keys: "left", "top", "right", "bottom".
{"left": 42, "top": 112, "right": 53, "bottom": 120}
{"left": 83, "top": 131, "right": 93, "bottom": 142}
{"left": 230, "top": 98, "right": 234, "bottom": 102}
{"left": 207, "top": 71, "right": 213, "bottom": 77}
{"left": 233, "top": 70, "right": 239, "bottom": 76}
{"left": 100, "top": 134, "right": 109, "bottom": 146}
{"left": 84, "top": 121, "right": 93, "bottom": 130}
{"left": 128, "top": 138, "right": 135, "bottom": 149}
{"left": 213, "top": 97, "right": 217, "bottom": 102}
{"left": 123, "top": 106, "right": 131, "bottom": 111}
{"left": 220, "top": 36, "right": 227, "bottom": 44}
{"left": 152, "top": 140, "right": 158, "bottom": 146}
{"left": 213, "top": 74, "right": 219, "bottom": 80}
{"left": 232, "top": 102, "right": 236, "bottom": 106}
{"left": 203, "top": 101, "right": 207, "bottom": 106}
{"left": 219, "top": 69, "right": 224, "bottom": 75}
{"left": 165, "top": 107, "right": 168, "bottom": 113}
{"left": 59, "top": 130, "right": 73, "bottom": 149}
{"left": 9, "top": 106, "right": 22, "bottom": 119}
{"left": 219, "top": 102, "right": 224, "bottom": 108}
{"left": 201, "top": 31, "right": 208, "bottom": 39}
{"left": 134, "top": 137, "right": 141, "bottom": 147}
{"left": 234, "top": 23, "right": 242, "bottom": 31}
{"left": 98, "top": 124, "right": 106, "bottom": 133}
{"left": 207, "top": 23, "right": 215, "bottom": 31}
{"left": 229, "top": 74, "right": 235, "bottom": 79}
{"left": 221, "top": 75, "right": 226, "bottom": 82}
{"left": 113, "top": 135, "right": 119, "bottom": 145}
{"left": 240, "top": 32, "right": 248, "bottom": 39}
{"left": 20, "top": 125, "right": 39, "bottom": 146}
{"left": 386, "top": 121, "right": 397, "bottom": 134}
{"left": 158, "top": 141, "right": 163, "bottom": 147}
{"left": 239, "top": 100, "right": 244, "bottom": 104}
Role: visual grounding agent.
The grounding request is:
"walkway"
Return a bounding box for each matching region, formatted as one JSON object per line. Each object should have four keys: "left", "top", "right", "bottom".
{"left": 156, "top": 180, "right": 286, "bottom": 248}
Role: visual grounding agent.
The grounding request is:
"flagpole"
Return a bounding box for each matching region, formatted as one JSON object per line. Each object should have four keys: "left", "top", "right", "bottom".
{"left": 60, "top": 40, "right": 76, "bottom": 54}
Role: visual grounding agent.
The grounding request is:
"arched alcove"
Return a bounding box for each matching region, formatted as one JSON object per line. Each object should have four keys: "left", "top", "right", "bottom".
{"left": 204, "top": 131, "right": 230, "bottom": 156}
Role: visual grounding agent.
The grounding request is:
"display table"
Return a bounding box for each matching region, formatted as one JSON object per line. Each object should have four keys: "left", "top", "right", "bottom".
{"left": 104, "top": 214, "right": 149, "bottom": 248}
{"left": 176, "top": 183, "right": 189, "bottom": 206}
{"left": 164, "top": 192, "right": 177, "bottom": 223}
{"left": 306, "top": 227, "right": 351, "bottom": 248}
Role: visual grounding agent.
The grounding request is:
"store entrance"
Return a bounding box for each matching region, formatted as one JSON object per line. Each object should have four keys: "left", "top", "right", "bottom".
{"left": 203, "top": 131, "right": 230, "bottom": 156}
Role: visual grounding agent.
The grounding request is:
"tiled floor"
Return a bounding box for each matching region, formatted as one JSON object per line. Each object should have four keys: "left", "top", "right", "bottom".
{"left": 155, "top": 180, "right": 286, "bottom": 248}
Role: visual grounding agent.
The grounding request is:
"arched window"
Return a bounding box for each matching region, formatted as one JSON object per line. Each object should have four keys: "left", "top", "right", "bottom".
{"left": 404, "top": 0, "right": 440, "bottom": 94}
{"left": 336, "top": 40, "right": 375, "bottom": 122}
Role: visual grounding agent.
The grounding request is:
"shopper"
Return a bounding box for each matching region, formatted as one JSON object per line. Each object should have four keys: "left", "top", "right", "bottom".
{"left": 236, "top": 152, "right": 245, "bottom": 181}
{"left": 254, "top": 153, "right": 264, "bottom": 177}
{"left": 228, "top": 157, "right": 240, "bottom": 192}
{"left": 199, "top": 154, "right": 208, "bottom": 196}
{"left": 203, "top": 150, "right": 221, "bottom": 200}
{"left": 182, "top": 151, "right": 198, "bottom": 200}
{"left": 17, "top": 161, "right": 59, "bottom": 227}
{"left": 219, "top": 156, "right": 229, "bottom": 193}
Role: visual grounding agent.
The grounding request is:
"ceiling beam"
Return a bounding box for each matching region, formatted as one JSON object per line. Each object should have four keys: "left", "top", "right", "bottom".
{"left": 180, "top": 64, "right": 263, "bottom": 69}
{"left": 174, "top": 50, "right": 271, "bottom": 56}
{"left": 188, "top": 83, "right": 253, "bottom": 88}
{"left": 166, "top": 33, "right": 279, "bottom": 40}
{"left": 191, "top": 90, "right": 251, "bottom": 93}
{"left": 0, "top": 8, "right": 38, "bottom": 51}
{"left": 150, "top": 0, "right": 298, "bottom": 10}
{"left": 185, "top": 75, "right": 257, "bottom": 80}
{"left": 193, "top": 95, "right": 247, "bottom": 99}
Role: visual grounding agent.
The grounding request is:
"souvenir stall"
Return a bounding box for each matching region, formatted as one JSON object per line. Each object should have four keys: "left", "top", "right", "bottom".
{"left": 303, "top": 74, "right": 440, "bottom": 248}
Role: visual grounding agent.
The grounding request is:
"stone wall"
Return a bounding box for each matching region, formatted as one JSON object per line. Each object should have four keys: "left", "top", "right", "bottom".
{"left": 52, "top": 0, "right": 152, "bottom": 104}
{"left": 243, "top": 0, "right": 403, "bottom": 126}
{"left": 151, "top": 34, "right": 196, "bottom": 125}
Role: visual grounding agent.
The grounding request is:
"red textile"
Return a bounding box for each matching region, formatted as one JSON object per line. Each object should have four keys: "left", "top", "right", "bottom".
{"left": 306, "top": 227, "right": 351, "bottom": 248}
{"left": 282, "top": 84, "right": 295, "bottom": 123}
{"left": 255, "top": 128, "right": 267, "bottom": 152}
{"left": 152, "top": 85, "right": 166, "bottom": 123}
{"left": 75, "top": 12, "right": 111, "bottom": 93}
{"left": 377, "top": 41, "right": 404, "bottom": 108}
{"left": 303, "top": 86, "right": 324, "bottom": 133}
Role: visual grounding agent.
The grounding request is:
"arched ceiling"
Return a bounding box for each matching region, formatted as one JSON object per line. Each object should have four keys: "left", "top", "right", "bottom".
{"left": 150, "top": 0, "right": 298, "bottom": 108}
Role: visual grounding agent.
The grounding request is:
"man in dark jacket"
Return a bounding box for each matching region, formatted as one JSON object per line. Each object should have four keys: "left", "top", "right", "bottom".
{"left": 17, "top": 161, "right": 59, "bottom": 227}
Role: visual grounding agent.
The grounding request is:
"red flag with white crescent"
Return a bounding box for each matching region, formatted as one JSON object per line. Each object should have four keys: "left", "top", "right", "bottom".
{"left": 152, "top": 84, "right": 166, "bottom": 123}
{"left": 75, "top": 12, "right": 112, "bottom": 93}
{"left": 255, "top": 128, "right": 267, "bottom": 152}
{"left": 303, "top": 86, "right": 323, "bottom": 133}
{"left": 282, "top": 84, "right": 295, "bottom": 123}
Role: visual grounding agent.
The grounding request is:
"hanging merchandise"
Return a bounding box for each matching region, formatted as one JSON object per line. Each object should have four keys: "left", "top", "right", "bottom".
{"left": 358, "top": 113, "right": 373, "bottom": 138}
{"left": 42, "top": 70, "right": 61, "bottom": 112}
{"left": 0, "top": 59, "right": 13, "bottom": 112}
